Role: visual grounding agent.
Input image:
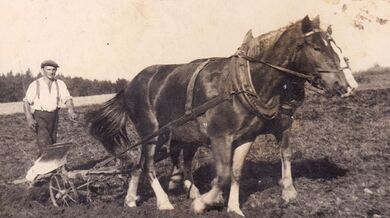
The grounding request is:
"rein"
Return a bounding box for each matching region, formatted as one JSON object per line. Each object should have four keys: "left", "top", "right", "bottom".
{"left": 234, "top": 52, "right": 315, "bottom": 81}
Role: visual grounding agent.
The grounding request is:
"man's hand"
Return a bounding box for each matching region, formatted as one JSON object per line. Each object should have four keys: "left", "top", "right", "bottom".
{"left": 65, "top": 99, "right": 77, "bottom": 121}
{"left": 27, "top": 117, "right": 38, "bottom": 132}
{"left": 68, "top": 111, "right": 78, "bottom": 120}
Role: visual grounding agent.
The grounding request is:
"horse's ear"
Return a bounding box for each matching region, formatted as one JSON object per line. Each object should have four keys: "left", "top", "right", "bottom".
{"left": 312, "top": 15, "right": 320, "bottom": 27}
{"left": 242, "top": 29, "right": 254, "bottom": 44}
{"left": 301, "top": 15, "right": 313, "bottom": 34}
{"left": 326, "top": 25, "right": 333, "bottom": 35}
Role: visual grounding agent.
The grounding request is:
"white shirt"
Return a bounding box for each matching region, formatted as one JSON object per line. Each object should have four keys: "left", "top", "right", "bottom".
{"left": 23, "top": 77, "right": 72, "bottom": 112}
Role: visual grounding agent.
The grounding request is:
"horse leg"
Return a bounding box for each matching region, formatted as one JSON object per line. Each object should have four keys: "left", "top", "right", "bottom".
{"left": 227, "top": 141, "right": 253, "bottom": 217}
{"left": 192, "top": 136, "right": 232, "bottom": 214}
{"left": 182, "top": 145, "right": 200, "bottom": 199}
{"left": 168, "top": 141, "right": 183, "bottom": 191}
{"left": 127, "top": 110, "right": 173, "bottom": 210}
{"left": 276, "top": 129, "right": 297, "bottom": 202}
{"left": 144, "top": 140, "right": 174, "bottom": 210}
{"left": 168, "top": 142, "right": 200, "bottom": 199}
{"left": 124, "top": 165, "right": 143, "bottom": 207}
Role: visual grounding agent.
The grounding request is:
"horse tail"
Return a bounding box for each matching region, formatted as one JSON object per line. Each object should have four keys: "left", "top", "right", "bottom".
{"left": 86, "top": 90, "right": 131, "bottom": 155}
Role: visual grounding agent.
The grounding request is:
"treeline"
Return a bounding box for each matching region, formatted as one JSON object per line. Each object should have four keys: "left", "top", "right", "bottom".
{"left": 0, "top": 69, "right": 129, "bottom": 103}
{"left": 355, "top": 64, "right": 390, "bottom": 75}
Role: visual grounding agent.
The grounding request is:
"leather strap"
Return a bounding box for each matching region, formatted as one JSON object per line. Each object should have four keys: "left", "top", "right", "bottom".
{"left": 236, "top": 53, "right": 315, "bottom": 80}
{"left": 36, "top": 79, "right": 40, "bottom": 99}
{"left": 185, "top": 59, "right": 210, "bottom": 115}
{"left": 231, "top": 56, "right": 279, "bottom": 119}
{"left": 55, "top": 80, "right": 59, "bottom": 107}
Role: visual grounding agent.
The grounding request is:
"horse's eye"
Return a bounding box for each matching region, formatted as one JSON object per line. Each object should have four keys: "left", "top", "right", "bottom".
{"left": 314, "top": 47, "right": 321, "bottom": 52}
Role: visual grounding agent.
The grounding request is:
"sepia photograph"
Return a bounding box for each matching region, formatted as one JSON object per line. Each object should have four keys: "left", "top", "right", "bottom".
{"left": 0, "top": 0, "right": 389, "bottom": 217}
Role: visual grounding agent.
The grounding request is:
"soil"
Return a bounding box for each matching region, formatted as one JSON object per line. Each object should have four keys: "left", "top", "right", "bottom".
{"left": 1, "top": 73, "right": 389, "bottom": 218}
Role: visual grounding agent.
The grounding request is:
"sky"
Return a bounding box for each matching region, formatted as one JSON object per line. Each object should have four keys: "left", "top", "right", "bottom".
{"left": 1, "top": 0, "right": 389, "bottom": 81}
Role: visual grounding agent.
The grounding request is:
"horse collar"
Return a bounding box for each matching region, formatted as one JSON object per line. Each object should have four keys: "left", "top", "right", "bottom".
{"left": 231, "top": 56, "right": 280, "bottom": 119}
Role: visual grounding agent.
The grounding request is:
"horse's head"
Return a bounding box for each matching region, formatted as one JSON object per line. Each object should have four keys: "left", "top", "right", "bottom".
{"left": 238, "top": 15, "right": 358, "bottom": 98}
{"left": 293, "top": 15, "right": 358, "bottom": 97}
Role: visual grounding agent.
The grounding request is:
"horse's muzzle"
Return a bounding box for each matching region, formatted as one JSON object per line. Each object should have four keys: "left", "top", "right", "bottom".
{"left": 341, "top": 86, "right": 356, "bottom": 98}
{"left": 334, "top": 82, "right": 353, "bottom": 98}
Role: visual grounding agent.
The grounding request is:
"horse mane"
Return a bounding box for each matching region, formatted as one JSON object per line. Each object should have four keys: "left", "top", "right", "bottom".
{"left": 255, "top": 24, "right": 292, "bottom": 52}
{"left": 240, "top": 21, "right": 299, "bottom": 59}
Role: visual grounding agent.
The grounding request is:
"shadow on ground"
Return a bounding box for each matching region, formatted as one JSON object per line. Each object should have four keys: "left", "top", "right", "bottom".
{"left": 185, "top": 157, "right": 348, "bottom": 205}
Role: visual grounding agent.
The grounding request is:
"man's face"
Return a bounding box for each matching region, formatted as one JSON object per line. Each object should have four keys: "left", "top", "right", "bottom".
{"left": 42, "top": 66, "right": 57, "bottom": 80}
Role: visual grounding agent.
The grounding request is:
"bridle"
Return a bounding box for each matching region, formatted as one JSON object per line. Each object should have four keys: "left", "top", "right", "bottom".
{"left": 235, "top": 28, "right": 351, "bottom": 91}
{"left": 235, "top": 52, "right": 315, "bottom": 80}
{"left": 307, "top": 29, "right": 351, "bottom": 72}
{"left": 304, "top": 29, "right": 352, "bottom": 92}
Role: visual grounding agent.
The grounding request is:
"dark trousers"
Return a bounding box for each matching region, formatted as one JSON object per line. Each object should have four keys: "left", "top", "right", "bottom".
{"left": 33, "top": 110, "right": 59, "bottom": 156}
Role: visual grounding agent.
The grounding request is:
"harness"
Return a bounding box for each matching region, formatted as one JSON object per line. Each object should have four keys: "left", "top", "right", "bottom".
{"left": 36, "top": 79, "right": 60, "bottom": 109}
{"left": 231, "top": 56, "right": 280, "bottom": 119}
{"left": 185, "top": 59, "right": 211, "bottom": 115}
{"left": 95, "top": 27, "right": 352, "bottom": 168}
{"left": 183, "top": 28, "right": 349, "bottom": 119}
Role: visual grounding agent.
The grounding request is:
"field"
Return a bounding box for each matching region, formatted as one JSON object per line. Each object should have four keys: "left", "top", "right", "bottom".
{"left": 0, "top": 72, "right": 389, "bottom": 218}
{"left": 0, "top": 94, "right": 115, "bottom": 115}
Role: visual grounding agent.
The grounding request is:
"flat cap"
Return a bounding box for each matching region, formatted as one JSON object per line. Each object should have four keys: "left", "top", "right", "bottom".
{"left": 41, "top": 60, "right": 59, "bottom": 68}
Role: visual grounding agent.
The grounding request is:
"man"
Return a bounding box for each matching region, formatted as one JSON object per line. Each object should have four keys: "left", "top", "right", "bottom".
{"left": 23, "top": 60, "right": 77, "bottom": 157}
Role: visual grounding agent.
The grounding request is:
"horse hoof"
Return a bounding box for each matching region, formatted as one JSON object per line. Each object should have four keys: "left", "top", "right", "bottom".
{"left": 282, "top": 186, "right": 297, "bottom": 203}
{"left": 227, "top": 207, "right": 245, "bottom": 217}
{"left": 125, "top": 200, "right": 137, "bottom": 208}
{"left": 188, "top": 188, "right": 201, "bottom": 199}
{"left": 124, "top": 195, "right": 140, "bottom": 207}
{"left": 184, "top": 180, "right": 200, "bottom": 199}
{"left": 215, "top": 192, "right": 224, "bottom": 204}
{"left": 278, "top": 179, "right": 283, "bottom": 187}
{"left": 192, "top": 198, "right": 206, "bottom": 214}
{"left": 158, "top": 201, "right": 174, "bottom": 210}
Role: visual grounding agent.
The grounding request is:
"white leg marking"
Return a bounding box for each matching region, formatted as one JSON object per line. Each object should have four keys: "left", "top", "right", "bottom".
{"left": 192, "top": 185, "right": 221, "bottom": 214}
{"left": 227, "top": 182, "right": 245, "bottom": 217}
{"left": 227, "top": 142, "right": 252, "bottom": 217}
{"left": 184, "top": 180, "right": 200, "bottom": 199}
{"left": 168, "top": 166, "right": 183, "bottom": 190}
{"left": 124, "top": 174, "right": 140, "bottom": 207}
{"left": 280, "top": 148, "right": 297, "bottom": 202}
{"left": 150, "top": 178, "right": 174, "bottom": 210}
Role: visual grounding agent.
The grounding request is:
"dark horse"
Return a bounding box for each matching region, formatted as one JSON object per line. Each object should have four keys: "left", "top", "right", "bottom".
{"left": 87, "top": 16, "right": 358, "bottom": 216}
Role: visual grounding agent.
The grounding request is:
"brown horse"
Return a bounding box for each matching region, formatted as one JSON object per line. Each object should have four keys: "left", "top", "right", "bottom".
{"left": 87, "top": 15, "right": 358, "bottom": 216}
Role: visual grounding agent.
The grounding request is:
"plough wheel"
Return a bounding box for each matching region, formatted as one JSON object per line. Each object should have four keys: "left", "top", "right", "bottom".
{"left": 49, "top": 174, "right": 79, "bottom": 207}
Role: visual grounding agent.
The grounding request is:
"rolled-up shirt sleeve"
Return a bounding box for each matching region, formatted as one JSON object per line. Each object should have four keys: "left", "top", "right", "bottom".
{"left": 23, "top": 81, "right": 36, "bottom": 104}
{"left": 58, "top": 80, "right": 72, "bottom": 104}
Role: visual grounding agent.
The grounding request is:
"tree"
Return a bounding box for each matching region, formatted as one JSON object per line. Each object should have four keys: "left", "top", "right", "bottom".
{"left": 0, "top": 70, "right": 120, "bottom": 102}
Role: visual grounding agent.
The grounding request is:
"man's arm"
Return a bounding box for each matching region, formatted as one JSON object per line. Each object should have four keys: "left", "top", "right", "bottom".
{"left": 58, "top": 80, "right": 77, "bottom": 119}
{"left": 65, "top": 99, "right": 77, "bottom": 119}
{"left": 23, "top": 81, "right": 38, "bottom": 131}
{"left": 23, "top": 100, "right": 37, "bottom": 131}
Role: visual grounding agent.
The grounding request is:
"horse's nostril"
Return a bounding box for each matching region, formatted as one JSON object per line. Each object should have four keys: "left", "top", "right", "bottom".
{"left": 334, "top": 82, "right": 341, "bottom": 90}
{"left": 334, "top": 82, "right": 349, "bottom": 96}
